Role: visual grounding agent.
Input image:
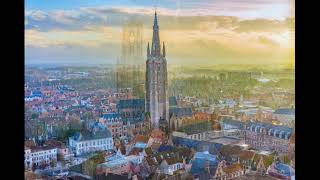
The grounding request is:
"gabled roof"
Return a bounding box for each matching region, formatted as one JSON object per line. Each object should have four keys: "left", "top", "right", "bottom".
{"left": 169, "top": 107, "right": 193, "bottom": 118}
{"left": 25, "top": 140, "right": 36, "bottom": 148}
{"left": 117, "top": 99, "right": 145, "bottom": 109}
{"left": 89, "top": 121, "right": 107, "bottom": 131}
{"left": 223, "top": 163, "right": 242, "bottom": 174}
{"left": 30, "top": 145, "right": 57, "bottom": 153}
{"left": 44, "top": 139, "right": 66, "bottom": 149}
{"left": 218, "top": 145, "right": 242, "bottom": 157}
{"left": 252, "top": 153, "right": 275, "bottom": 168}
{"left": 128, "top": 147, "right": 144, "bottom": 156}
{"left": 221, "top": 118, "right": 245, "bottom": 129}
{"left": 191, "top": 151, "right": 218, "bottom": 176}
{"left": 233, "top": 173, "right": 279, "bottom": 179}
{"left": 178, "top": 121, "right": 212, "bottom": 135}
{"left": 163, "top": 157, "right": 183, "bottom": 165}
{"left": 238, "top": 150, "right": 256, "bottom": 161}
{"left": 71, "top": 129, "right": 112, "bottom": 141}
{"left": 135, "top": 135, "right": 149, "bottom": 143}
{"left": 273, "top": 162, "right": 295, "bottom": 176}
{"left": 194, "top": 151, "right": 217, "bottom": 161}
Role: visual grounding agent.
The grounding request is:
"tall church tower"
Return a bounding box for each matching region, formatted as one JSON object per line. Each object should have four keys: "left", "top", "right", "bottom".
{"left": 145, "top": 11, "right": 169, "bottom": 129}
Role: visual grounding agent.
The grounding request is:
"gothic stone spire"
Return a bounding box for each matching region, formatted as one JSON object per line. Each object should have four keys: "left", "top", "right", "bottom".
{"left": 151, "top": 10, "right": 161, "bottom": 57}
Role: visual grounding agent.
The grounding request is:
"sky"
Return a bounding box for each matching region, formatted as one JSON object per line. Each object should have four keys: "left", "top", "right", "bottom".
{"left": 25, "top": 0, "right": 295, "bottom": 65}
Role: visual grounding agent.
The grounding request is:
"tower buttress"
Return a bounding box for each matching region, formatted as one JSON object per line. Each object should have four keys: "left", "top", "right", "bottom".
{"left": 147, "top": 42, "right": 150, "bottom": 58}
{"left": 162, "top": 42, "right": 166, "bottom": 57}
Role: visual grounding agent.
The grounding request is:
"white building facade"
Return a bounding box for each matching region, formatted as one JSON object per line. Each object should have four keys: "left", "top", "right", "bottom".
{"left": 25, "top": 146, "right": 58, "bottom": 169}
{"left": 69, "top": 130, "right": 114, "bottom": 156}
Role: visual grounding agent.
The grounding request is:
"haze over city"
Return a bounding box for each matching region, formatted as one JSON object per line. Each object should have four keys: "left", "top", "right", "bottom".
{"left": 25, "top": 1, "right": 295, "bottom": 179}
{"left": 25, "top": 0, "right": 295, "bottom": 65}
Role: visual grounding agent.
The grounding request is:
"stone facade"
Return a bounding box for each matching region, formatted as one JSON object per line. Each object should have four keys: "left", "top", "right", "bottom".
{"left": 244, "top": 122, "right": 292, "bottom": 154}
{"left": 145, "top": 11, "right": 169, "bottom": 129}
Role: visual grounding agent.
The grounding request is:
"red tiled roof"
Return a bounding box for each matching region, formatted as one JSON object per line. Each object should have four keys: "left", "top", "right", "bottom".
{"left": 128, "top": 147, "right": 143, "bottom": 156}
{"left": 135, "top": 135, "right": 149, "bottom": 143}
{"left": 25, "top": 140, "right": 36, "bottom": 148}
{"left": 223, "top": 163, "right": 242, "bottom": 174}
{"left": 30, "top": 145, "right": 56, "bottom": 153}
{"left": 163, "top": 157, "right": 183, "bottom": 165}
{"left": 44, "top": 139, "right": 66, "bottom": 148}
{"left": 239, "top": 150, "right": 256, "bottom": 160}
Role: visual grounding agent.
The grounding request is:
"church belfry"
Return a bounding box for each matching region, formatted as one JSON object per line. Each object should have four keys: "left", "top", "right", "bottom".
{"left": 145, "top": 11, "right": 169, "bottom": 129}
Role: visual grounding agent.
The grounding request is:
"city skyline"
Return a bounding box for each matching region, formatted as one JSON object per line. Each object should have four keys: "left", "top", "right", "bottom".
{"left": 24, "top": 1, "right": 295, "bottom": 178}
{"left": 25, "top": 0, "right": 295, "bottom": 65}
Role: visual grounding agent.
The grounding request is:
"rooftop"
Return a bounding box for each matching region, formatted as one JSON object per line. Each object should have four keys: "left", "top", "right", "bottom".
{"left": 234, "top": 172, "right": 280, "bottom": 180}
{"left": 223, "top": 163, "right": 242, "bottom": 174}
{"left": 164, "top": 157, "right": 183, "bottom": 165}
{"left": 135, "top": 135, "right": 149, "bottom": 143}
{"left": 169, "top": 107, "right": 193, "bottom": 118}
{"left": 274, "top": 108, "right": 295, "bottom": 115}
{"left": 30, "top": 145, "right": 57, "bottom": 153}
{"left": 99, "top": 158, "right": 128, "bottom": 168}
{"left": 221, "top": 118, "right": 245, "bottom": 129}
{"left": 128, "top": 147, "right": 144, "bottom": 156}
{"left": 44, "top": 139, "right": 66, "bottom": 149}
{"left": 219, "top": 144, "right": 243, "bottom": 156}
{"left": 246, "top": 121, "right": 293, "bottom": 139}
{"left": 178, "top": 121, "right": 212, "bottom": 135}
{"left": 117, "top": 99, "right": 145, "bottom": 109}
{"left": 272, "top": 162, "right": 295, "bottom": 176}
{"left": 134, "top": 142, "right": 147, "bottom": 149}
{"left": 238, "top": 150, "right": 256, "bottom": 160}
{"left": 101, "top": 113, "right": 121, "bottom": 120}
{"left": 194, "top": 151, "right": 217, "bottom": 161}
{"left": 209, "top": 136, "right": 241, "bottom": 145}
{"left": 70, "top": 129, "right": 112, "bottom": 141}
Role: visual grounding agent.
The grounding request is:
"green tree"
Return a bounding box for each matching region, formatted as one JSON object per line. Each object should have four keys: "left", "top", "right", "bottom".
{"left": 50, "top": 159, "right": 57, "bottom": 168}
{"left": 83, "top": 153, "right": 105, "bottom": 177}
{"left": 31, "top": 113, "right": 38, "bottom": 119}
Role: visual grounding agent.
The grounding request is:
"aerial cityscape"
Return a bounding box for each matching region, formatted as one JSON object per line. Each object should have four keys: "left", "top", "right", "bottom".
{"left": 25, "top": 1, "right": 295, "bottom": 180}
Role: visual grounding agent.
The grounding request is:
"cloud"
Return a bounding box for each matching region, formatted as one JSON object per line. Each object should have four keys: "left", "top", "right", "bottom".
{"left": 257, "top": 36, "right": 279, "bottom": 47}
{"left": 25, "top": 10, "right": 47, "bottom": 21}
{"left": 234, "top": 18, "right": 293, "bottom": 33}
{"left": 49, "top": 10, "right": 81, "bottom": 24}
{"left": 25, "top": 4, "right": 294, "bottom": 65}
{"left": 25, "top": 27, "right": 120, "bottom": 48}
